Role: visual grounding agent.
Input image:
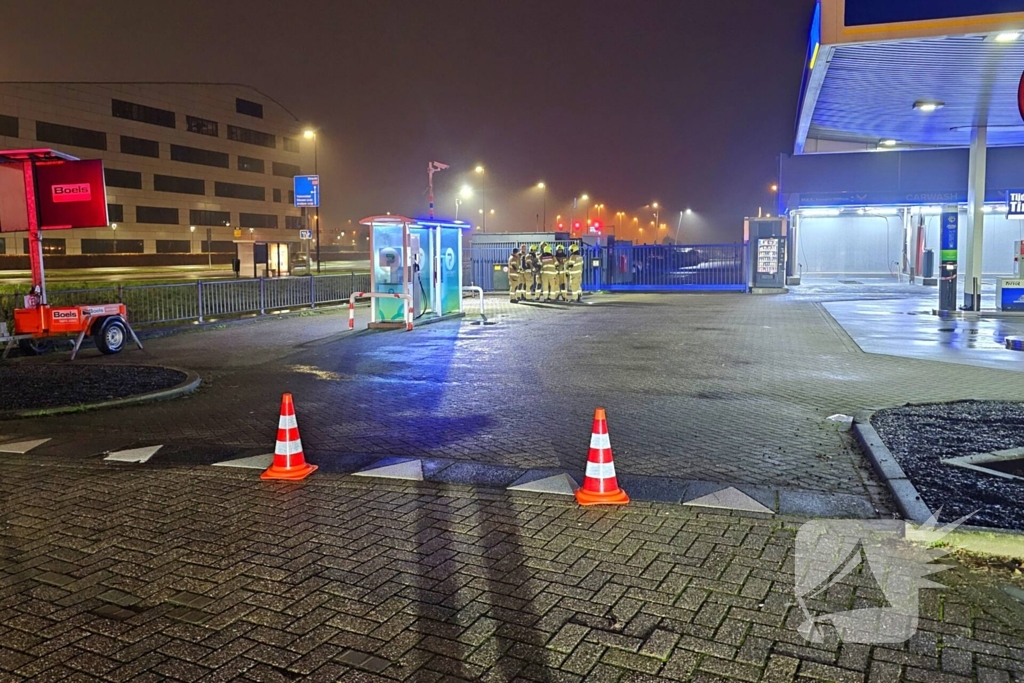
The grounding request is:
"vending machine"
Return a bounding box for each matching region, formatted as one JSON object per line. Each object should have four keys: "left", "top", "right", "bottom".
{"left": 744, "top": 217, "right": 788, "bottom": 292}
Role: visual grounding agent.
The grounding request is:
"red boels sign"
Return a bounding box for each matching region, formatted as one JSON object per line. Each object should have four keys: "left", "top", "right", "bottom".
{"left": 51, "top": 183, "right": 92, "bottom": 203}
{"left": 35, "top": 159, "right": 108, "bottom": 229}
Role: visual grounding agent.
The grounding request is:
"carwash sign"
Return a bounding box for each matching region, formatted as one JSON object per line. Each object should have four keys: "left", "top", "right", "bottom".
{"left": 1008, "top": 190, "right": 1024, "bottom": 219}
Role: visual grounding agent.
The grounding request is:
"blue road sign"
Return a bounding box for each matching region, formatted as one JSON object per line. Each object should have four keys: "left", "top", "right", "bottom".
{"left": 294, "top": 175, "right": 320, "bottom": 207}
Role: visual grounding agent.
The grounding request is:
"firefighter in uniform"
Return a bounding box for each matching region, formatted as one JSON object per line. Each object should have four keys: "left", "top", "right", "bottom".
{"left": 539, "top": 244, "right": 558, "bottom": 301}
{"left": 566, "top": 243, "right": 584, "bottom": 302}
{"left": 507, "top": 247, "right": 521, "bottom": 303}
{"left": 524, "top": 245, "right": 540, "bottom": 300}
{"left": 555, "top": 244, "right": 568, "bottom": 301}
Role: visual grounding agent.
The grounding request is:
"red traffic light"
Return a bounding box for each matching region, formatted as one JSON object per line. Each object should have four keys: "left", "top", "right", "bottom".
{"left": 573, "top": 222, "right": 581, "bottom": 229}
{"left": 593, "top": 221, "right": 602, "bottom": 231}
{"left": 557, "top": 222, "right": 564, "bottom": 229}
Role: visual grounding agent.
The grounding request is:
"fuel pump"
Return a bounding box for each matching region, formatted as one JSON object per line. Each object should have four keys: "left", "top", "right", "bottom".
{"left": 938, "top": 207, "right": 958, "bottom": 312}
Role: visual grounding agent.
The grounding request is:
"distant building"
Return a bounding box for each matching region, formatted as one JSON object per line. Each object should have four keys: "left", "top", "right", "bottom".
{"left": 0, "top": 82, "right": 313, "bottom": 257}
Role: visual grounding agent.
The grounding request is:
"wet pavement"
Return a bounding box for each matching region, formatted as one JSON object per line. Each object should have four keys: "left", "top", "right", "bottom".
{"left": 3, "top": 285, "right": 1024, "bottom": 679}
{"left": 824, "top": 296, "right": 1024, "bottom": 372}
{"left": 2, "top": 282, "right": 1024, "bottom": 508}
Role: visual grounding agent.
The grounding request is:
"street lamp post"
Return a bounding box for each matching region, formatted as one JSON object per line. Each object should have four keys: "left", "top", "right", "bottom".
{"left": 304, "top": 129, "right": 320, "bottom": 272}
{"left": 537, "top": 182, "right": 546, "bottom": 231}
{"left": 475, "top": 166, "right": 486, "bottom": 232}
{"left": 674, "top": 209, "right": 692, "bottom": 244}
{"left": 190, "top": 225, "right": 195, "bottom": 254}
{"left": 572, "top": 194, "right": 589, "bottom": 238}
{"left": 457, "top": 184, "right": 473, "bottom": 222}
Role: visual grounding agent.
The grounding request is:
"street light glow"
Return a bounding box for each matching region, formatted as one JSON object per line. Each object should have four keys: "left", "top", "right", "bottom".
{"left": 460, "top": 184, "right": 473, "bottom": 198}
{"left": 686, "top": 208, "right": 693, "bottom": 215}
{"left": 475, "top": 165, "right": 485, "bottom": 173}
{"left": 303, "top": 129, "right": 316, "bottom": 139}
{"left": 537, "top": 182, "right": 546, "bottom": 189}
{"left": 581, "top": 194, "right": 589, "bottom": 201}
{"left": 652, "top": 202, "right": 659, "bottom": 209}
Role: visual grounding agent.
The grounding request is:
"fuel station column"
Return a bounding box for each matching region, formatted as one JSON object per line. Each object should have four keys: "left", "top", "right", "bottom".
{"left": 939, "top": 206, "right": 958, "bottom": 312}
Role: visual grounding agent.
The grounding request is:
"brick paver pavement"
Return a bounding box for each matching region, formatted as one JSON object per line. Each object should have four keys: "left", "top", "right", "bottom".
{"left": 6, "top": 289, "right": 1024, "bottom": 509}
{"left": 2, "top": 456, "right": 1024, "bottom": 682}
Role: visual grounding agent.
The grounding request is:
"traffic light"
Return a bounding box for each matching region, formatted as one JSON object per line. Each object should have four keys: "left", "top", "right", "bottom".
{"left": 593, "top": 220, "right": 602, "bottom": 233}
{"left": 573, "top": 221, "right": 582, "bottom": 231}
{"left": 557, "top": 222, "right": 564, "bottom": 230}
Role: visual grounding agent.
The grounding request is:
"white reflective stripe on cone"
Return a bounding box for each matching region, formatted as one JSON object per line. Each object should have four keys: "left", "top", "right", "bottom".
{"left": 278, "top": 414, "right": 298, "bottom": 429}
{"left": 585, "top": 461, "right": 616, "bottom": 479}
{"left": 590, "top": 432, "right": 611, "bottom": 450}
{"left": 276, "top": 439, "right": 303, "bottom": 455}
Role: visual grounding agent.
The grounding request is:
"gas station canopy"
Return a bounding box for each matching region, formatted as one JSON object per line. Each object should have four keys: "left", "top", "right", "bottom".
{"left": 796, "top": 0, "right": 1024, "bottom": 152}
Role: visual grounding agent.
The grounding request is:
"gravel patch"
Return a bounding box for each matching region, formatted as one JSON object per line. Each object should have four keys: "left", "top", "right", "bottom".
{"left": 0, "top": 364, "right": 187, "bottom": 412}
{"left": 872, "top": 401, "right": 1024, "bottom": 531}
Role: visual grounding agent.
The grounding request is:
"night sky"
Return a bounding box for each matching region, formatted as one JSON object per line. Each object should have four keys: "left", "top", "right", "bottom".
{"left": 0, "top": 0, "right": 815, "bottom": 243}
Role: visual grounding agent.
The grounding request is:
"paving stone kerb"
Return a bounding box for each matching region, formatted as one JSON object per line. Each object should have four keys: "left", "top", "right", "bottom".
{"left": 0, "top": 366, "right": 201, "bottom": 420}
{"left": 1, "top": 458, "right": 1023, "bottom": 682}
{"left": 5, "top": 291, "right": 1024, "bottom": 511}
{"left": 855, "top": 410, "right": 1024, "bottom": 558}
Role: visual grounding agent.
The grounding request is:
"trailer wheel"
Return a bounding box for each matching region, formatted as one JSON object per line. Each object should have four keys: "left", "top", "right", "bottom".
{"left": 94, "top": 317, "right": 127, "bottom": 355}
{"left": 18, "top": 338, "right": 54, "bottom": 356}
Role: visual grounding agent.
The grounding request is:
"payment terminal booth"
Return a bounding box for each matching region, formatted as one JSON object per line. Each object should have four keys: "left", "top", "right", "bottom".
{"left": 359, "top": 215, "right": 468, "bottom": 325}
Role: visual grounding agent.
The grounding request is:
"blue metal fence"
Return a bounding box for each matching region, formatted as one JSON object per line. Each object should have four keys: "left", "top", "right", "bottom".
{"left": 466, "top": 243, "right": 746, "bottom": 292}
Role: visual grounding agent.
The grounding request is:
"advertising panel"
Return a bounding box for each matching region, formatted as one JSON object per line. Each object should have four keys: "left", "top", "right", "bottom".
{"left": 35, "top": 160, "right": 109, "bottom": 229}
{"left": 822, "top": 0, "right": 1024, "bottom": 44}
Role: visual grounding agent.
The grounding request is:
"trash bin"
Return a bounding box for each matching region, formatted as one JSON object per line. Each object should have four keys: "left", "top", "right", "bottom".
{"left": 922, "top": 249, "right": 935, "bottom": 279}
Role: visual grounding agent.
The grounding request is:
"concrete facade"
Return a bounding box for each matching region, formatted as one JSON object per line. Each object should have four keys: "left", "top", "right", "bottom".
{"left": 0, "top": 82, "right": 312, "bottom": 256}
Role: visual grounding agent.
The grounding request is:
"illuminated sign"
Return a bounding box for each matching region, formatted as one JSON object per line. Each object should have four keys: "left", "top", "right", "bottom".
{"left": 941, "top": 209, "right": 959, "bottom": 263}
{"left": 845, "top": 0, "right": 1024, "bottom": 27}
{"left": 1008, "top": 190, "right": 1024, "bottom": 218}
{"left": 294, "top": 175, "right": 319, "bottom": 207}
{"left": 36, "top": 160, "right": 108, "bottom": 229}
{"left": 51, "top": 183, "right": 91, "bottom": 203}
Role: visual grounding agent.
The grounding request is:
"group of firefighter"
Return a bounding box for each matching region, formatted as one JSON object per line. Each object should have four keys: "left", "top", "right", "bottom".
{"left": 507, "top": 242, "right": 584, "bottom": 303}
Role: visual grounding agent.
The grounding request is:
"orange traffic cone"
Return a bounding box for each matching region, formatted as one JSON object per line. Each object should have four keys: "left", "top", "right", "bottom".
{"left": 575, "top": 408, "right": 629, "bottom": 506}
{"left": 261, "top": 393, "right": 318, "bottom": 481}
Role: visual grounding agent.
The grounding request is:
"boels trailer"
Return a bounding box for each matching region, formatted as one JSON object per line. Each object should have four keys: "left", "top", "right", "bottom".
{"left": 0, "top": 148, "right": 141, "bottom": 359}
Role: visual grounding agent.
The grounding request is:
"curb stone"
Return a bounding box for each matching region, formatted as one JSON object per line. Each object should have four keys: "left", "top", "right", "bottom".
{"left": 853, "top": 409, "right": 1024, "bottom": 558}
{"left": 0, "top": 366, "right": 201, "bottom": 419}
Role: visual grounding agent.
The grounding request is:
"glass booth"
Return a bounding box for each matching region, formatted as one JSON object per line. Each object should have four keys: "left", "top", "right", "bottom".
{"left": 359, "top": 215, "right": 468, "bottom": 324}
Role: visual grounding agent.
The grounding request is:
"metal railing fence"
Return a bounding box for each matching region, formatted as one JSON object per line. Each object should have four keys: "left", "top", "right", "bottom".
{"left": 0, "top": 272, "right": 372, "bottom": 330}
{"left": 466, "top": 243, "right": 746, "bottom": 292}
